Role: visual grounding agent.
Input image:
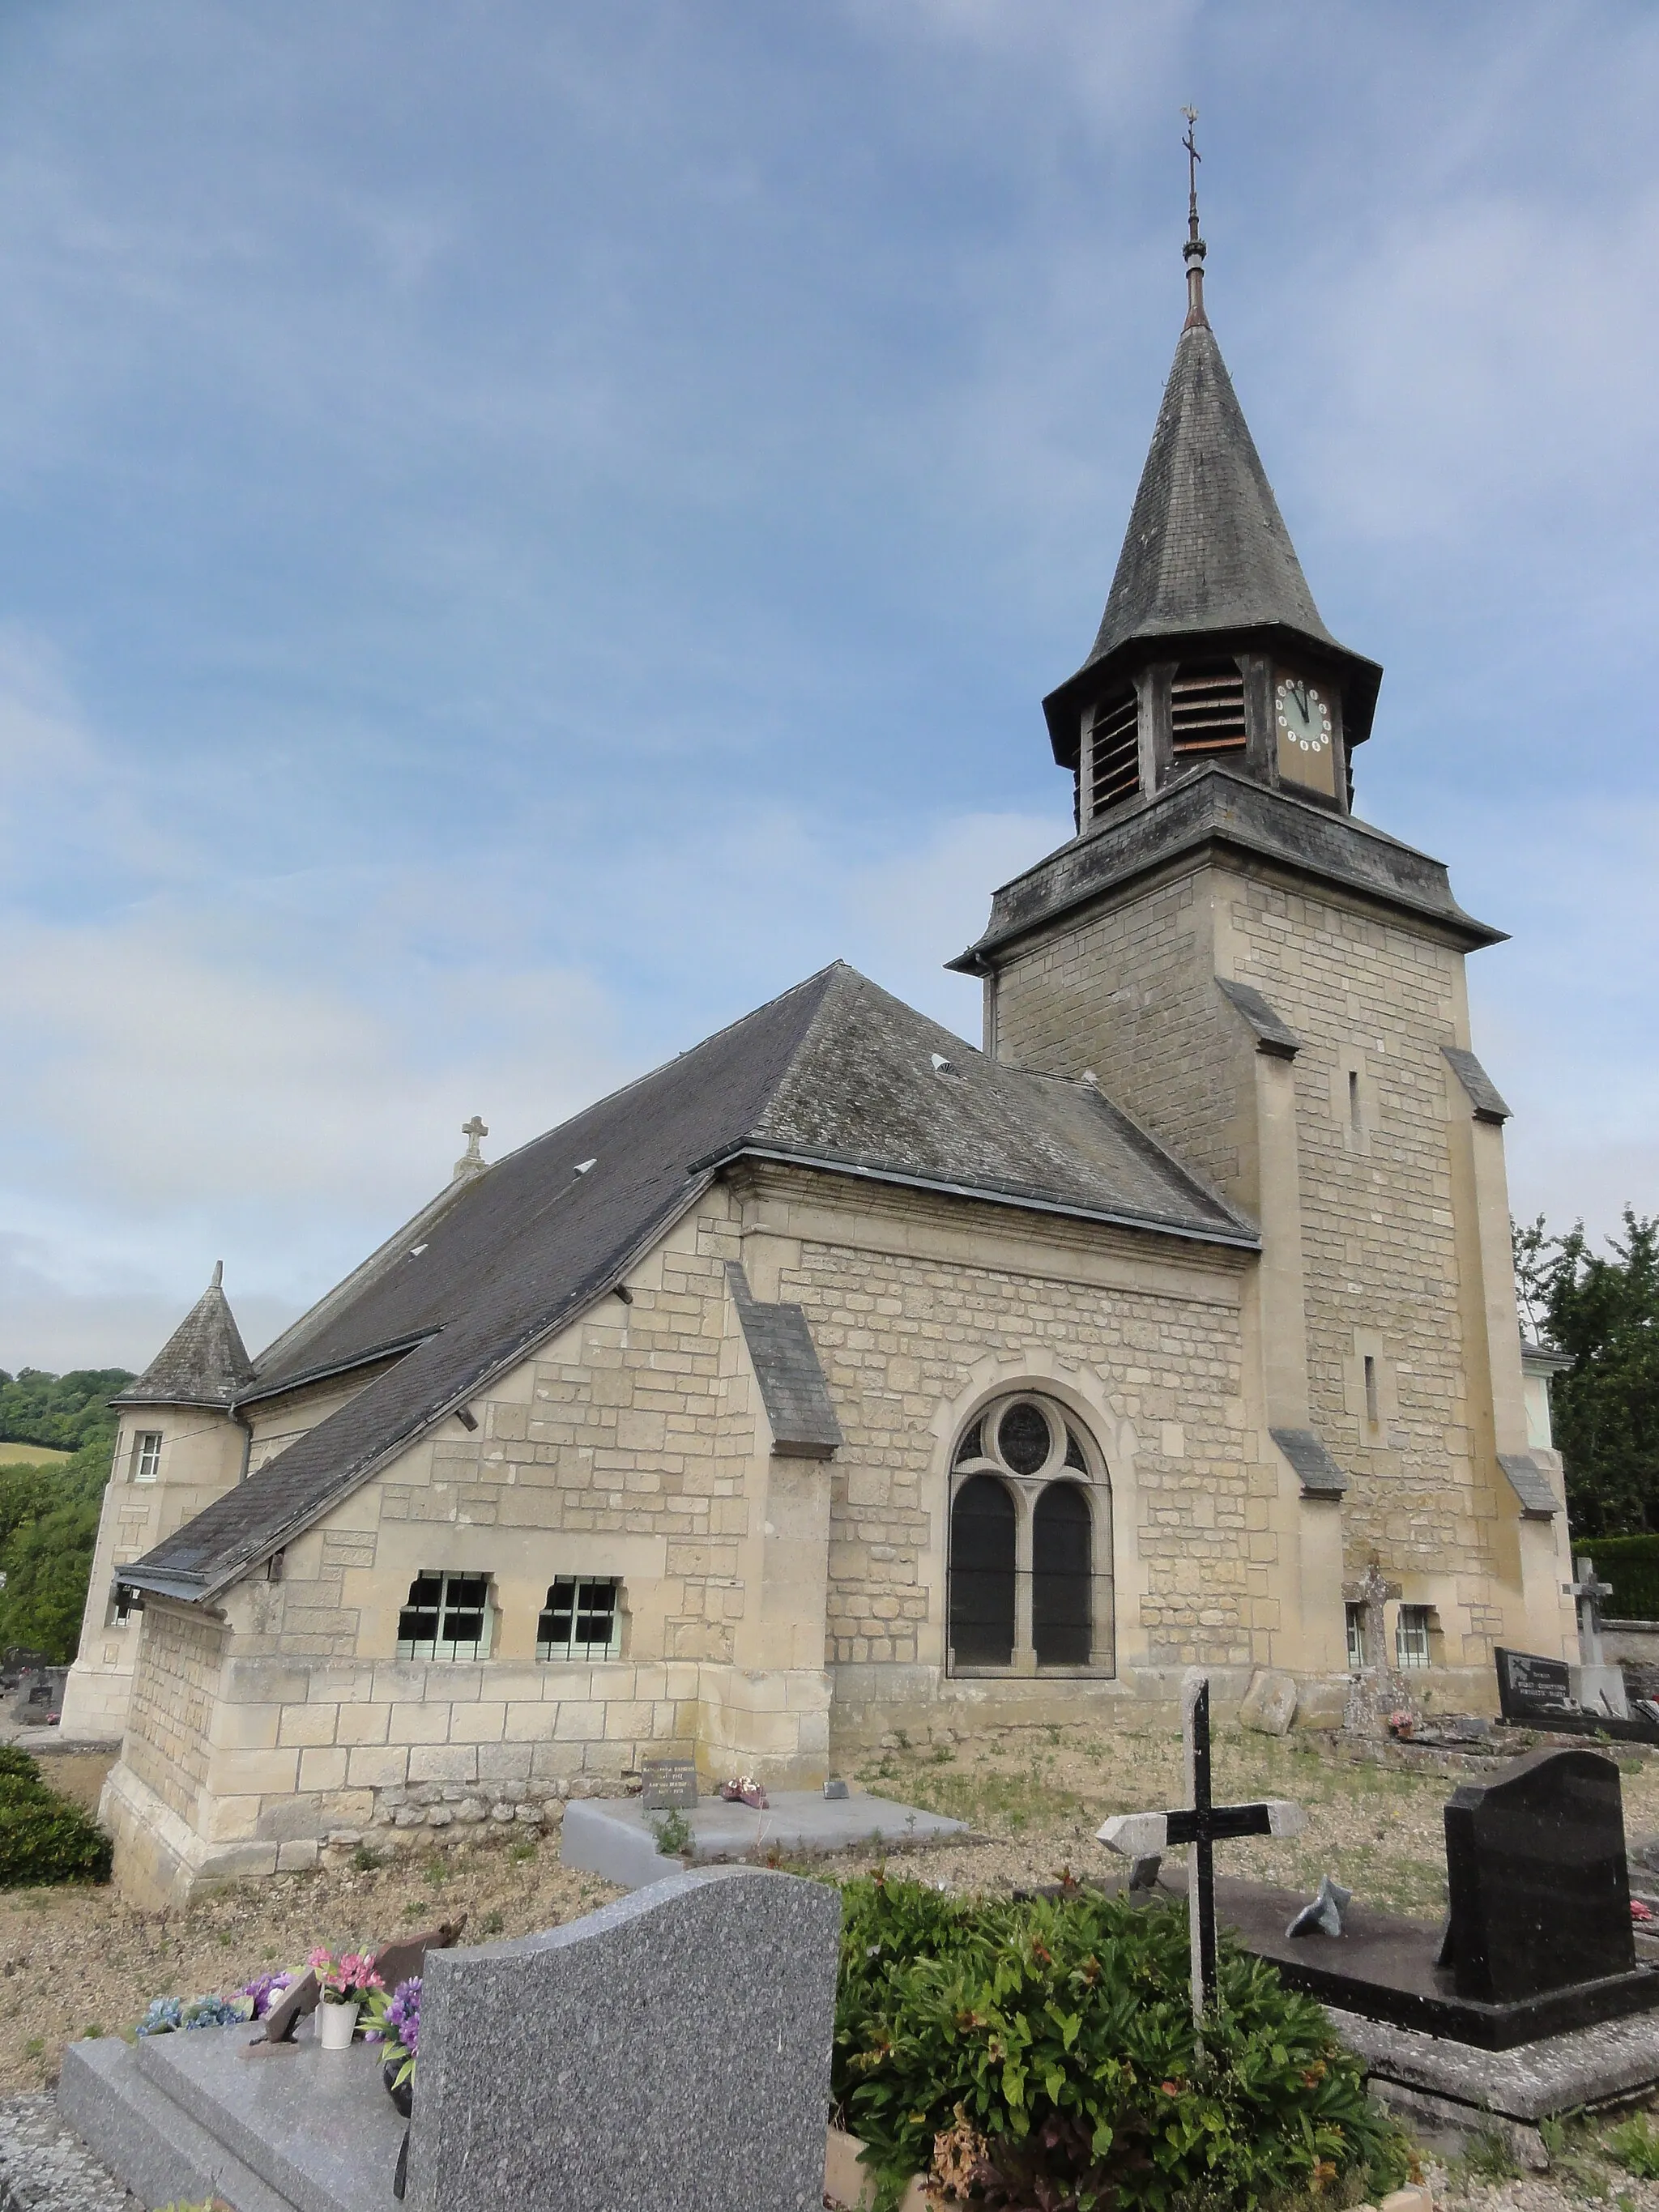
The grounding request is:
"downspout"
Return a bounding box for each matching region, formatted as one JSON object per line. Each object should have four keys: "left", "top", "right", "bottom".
{"left": 229, "top": 1399, "right": 254, "bottom": 1482}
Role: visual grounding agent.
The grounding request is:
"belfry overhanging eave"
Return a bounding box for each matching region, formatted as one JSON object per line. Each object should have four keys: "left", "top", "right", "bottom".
{"left": 949, "top": 765, "right": 1505, "bottom": 975}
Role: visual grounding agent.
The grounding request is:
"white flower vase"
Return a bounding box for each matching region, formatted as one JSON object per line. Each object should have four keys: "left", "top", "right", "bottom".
{"left": 318, "top": 1998, "right": 360, "bottom": 2051}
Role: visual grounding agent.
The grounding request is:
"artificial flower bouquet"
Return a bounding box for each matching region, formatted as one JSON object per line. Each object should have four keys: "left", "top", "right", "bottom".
{"left": 363, "top": 1974, "right": 421, "bottom": 2090}
{"left": 308, "top": 1947, "right": 384, "bottom": 2007}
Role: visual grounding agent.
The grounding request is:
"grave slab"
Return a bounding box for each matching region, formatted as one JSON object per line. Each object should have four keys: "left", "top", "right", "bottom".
{"left": 1205, "top": 1871, "right": 1659, "bottom": 2047}
{"left": 406, "top": 1866, "right": 839, "bottom": 2212}
{"left": 560, "top": 1787, "right": 966, "bottom": 1889}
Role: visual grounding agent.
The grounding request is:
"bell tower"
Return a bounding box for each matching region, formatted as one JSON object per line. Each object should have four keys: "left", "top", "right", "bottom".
{"left": 953, "top": 134, "right": 1578, "bottom": 1699}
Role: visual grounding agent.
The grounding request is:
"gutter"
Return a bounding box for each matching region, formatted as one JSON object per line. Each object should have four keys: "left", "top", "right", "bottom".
{"left": 691, "top": 1142, "right": 1260, "bottom": 1252}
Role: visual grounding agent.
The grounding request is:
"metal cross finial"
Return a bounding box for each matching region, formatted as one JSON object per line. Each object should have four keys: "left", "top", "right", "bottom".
{"left": 1180, "top": 108, "right": 1208, "bottom": 328}
{"left": 1182, "top": 107, "right": 1201, "bottom": 235}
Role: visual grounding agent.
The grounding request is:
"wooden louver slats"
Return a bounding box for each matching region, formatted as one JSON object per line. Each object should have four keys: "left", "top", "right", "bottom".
{"left": 1171, "top": 660, "right": 1247, "bottom": 754}
{"left": 1086, "top": 690, "right": 1140, "bottom": 818}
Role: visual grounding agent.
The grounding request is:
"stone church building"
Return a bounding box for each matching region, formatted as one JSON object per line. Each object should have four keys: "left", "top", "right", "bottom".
{"left": 65, "top": 223, "right": 1577, "bottom": 1907}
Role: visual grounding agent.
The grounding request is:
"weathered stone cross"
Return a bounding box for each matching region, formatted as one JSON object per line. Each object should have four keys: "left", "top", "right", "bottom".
{"left": 1565, "top": 1554, "right": 1615, "bottom": 1669}
{"left": 1098, "top": 1671, "right": 1305, "bottom": 2023}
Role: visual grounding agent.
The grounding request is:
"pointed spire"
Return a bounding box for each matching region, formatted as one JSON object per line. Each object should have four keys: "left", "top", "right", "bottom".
{"left": 1040, "top": 138, "right": 1381, "bottom": 764}
{"left": 117, "top": 1264, "right": 255, "bottom": 1409}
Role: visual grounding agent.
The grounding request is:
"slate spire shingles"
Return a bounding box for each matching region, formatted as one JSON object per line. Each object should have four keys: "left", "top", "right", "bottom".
{"left": 114, "top": 1262, "right": 254, "bottom": 1409}
{"left": 125, "top": 961, "right": 1255, "bottom": 1605}
{"left": 1042, "top": 251, "right": 1380, "bottom": 762}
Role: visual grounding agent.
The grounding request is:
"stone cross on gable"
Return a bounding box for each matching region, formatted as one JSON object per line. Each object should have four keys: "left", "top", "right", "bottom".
{"left": 453, "top": 1116, "right": 490, "bottom": 1183}
{"left": 1098, "top": 1672, "right": 1304, "bottom": 2025}
{"left": 1565, "top": 1554, "right": 1615, "bottom": 1669}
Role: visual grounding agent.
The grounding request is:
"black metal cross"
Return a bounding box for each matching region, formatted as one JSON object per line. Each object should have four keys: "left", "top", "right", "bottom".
{"left": 1098, "top": 1673, "right": 1304, "bottom": 2022}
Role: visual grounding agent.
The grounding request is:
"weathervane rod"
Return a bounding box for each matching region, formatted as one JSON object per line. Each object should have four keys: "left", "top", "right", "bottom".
{"left": 1180, "top": 106, "right": 1208, "bottom": 330}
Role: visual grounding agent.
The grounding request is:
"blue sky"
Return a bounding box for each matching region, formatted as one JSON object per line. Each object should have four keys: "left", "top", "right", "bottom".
{"left": 3, "top": 1, "right": 1657, "bottom": 1370}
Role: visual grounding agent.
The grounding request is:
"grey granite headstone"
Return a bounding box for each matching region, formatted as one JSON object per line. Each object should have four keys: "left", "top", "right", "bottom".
{"left": 405, "top": 1865, "right": 840, "bottom": 2212}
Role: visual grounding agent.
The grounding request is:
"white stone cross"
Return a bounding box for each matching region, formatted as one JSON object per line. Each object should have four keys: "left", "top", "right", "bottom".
{"left": 1566, "top": 1554, "right": 1615, "bottom": 1669}
{"left": 1098, "top": 1670, "right": 1304, "bottom": 2026}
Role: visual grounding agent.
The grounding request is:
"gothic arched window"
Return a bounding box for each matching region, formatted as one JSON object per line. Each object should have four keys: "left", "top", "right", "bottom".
{"left": 949, "top": 1475, "right": 1017, "bottom": 1666}
{"left": 949, "top": 1395, "right": 1111, "bottom": 1675}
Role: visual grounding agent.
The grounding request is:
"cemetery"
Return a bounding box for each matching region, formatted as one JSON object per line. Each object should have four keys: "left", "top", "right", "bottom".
{"left": 21, "top": 1628, "right": 1659, "bottom": 2212}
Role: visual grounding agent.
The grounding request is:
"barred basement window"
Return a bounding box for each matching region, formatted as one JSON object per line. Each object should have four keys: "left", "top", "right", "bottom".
{"left": 132, "top": 1431, "right": 162, "bottom": 1484}
{"left": 396, "top": 1571, "right": 493, "bottom": 1660}
{"left": 1171, "top": 658, "right": 1247, "bottom": 757}
{"left": 536, "top": 1577, "right": 621, "bottom": 1662}
{"left": 1345, "top": 1601, "right": 1367, "bottom": 1671}
{"left": 1396, "top": 1605, "right": 1433, "bottom": 1671}
{"left": 1085, "top": 689, "right": 1140, "bottom": 817}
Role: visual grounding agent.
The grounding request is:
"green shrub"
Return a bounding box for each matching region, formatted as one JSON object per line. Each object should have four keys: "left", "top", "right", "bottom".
{"left": 833, "top": 1876, "right": 1410, "bottom": 2211}
{"left": 1590, "top": 1536, "right": 1659, "bottom": 1622}
{"left": 0, "top": 1758, "right": 111, "bottom": 1886}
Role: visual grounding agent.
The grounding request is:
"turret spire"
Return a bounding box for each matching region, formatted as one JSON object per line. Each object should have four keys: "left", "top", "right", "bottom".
{"left": 1181, "top": 108, "right": 1208, "bottom": 330}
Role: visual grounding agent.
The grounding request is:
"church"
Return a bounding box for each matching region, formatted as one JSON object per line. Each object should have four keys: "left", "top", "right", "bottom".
{"left": 63, "top": 201, "right": 1578, "bottom": 1908}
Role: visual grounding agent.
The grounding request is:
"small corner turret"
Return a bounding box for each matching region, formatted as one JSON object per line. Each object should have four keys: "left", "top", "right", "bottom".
{"left": 1042, "top": 117, "right": 1381, "bottom": 833}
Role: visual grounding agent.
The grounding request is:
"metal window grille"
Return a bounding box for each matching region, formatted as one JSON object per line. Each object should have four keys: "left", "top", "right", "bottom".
{"left": 1396, "top": 1605, "right": 1432, "bottom": 1670}
{"left": 536, "top": 1577, "right": 621, "bottom": 1662}
{"left": 132, "top": 1432, "right": 162, "bottom": 1484}
{"left": 1345, "top": 1601, "right": 1367, "bottom": 1671}
{"left": 395, "top": 1571, "right": 493, "bottom": 1660}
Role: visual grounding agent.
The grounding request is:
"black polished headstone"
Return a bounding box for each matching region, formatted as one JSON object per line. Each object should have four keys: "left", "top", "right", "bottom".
{"left": 1495, "top": 1647, "right": 1577, "bottom": 1724}
{"left": 1442, "top": 1747, "right": 1635, "bottom": 2005}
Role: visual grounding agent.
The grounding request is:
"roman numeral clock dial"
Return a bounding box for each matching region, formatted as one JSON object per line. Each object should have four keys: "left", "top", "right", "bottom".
{"left": 1274, "top": 671, "right": 1337, "bottom": 796}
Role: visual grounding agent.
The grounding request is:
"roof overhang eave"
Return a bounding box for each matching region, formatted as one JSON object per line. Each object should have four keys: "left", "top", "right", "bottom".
{"left": 697, "top": 1143, "right": 1260, "bottom": 1252}
{"left": 233, "top": 1328, "right": 443, "bottom": 1409}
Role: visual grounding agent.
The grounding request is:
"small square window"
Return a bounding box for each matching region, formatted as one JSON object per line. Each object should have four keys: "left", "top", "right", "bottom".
{"left": 396, "top": 1571, "right": 493, "bottom": 1660}
{"left": 132, "top": 1431, "right": 163, "bottom": 1484}
{"left": 537, "top": 1577, "right": 621, "bottom": 1662}
{"left": 1396, "top": 1605, "right": 1433, "bottom": 1671}
{"left": 109, "top": 1582, "right": 142, "bottom": 1626}
{"left": 1345, "top": 1601, "right": 1367, "bottom": 1672}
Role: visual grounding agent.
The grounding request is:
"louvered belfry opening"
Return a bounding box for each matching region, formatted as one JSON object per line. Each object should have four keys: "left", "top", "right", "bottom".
{"left": 1085, "top": 687, "right": 1140, "bottom": 819}
{"left": 1170, "top": 656, "right": 1247, "bottom": 757}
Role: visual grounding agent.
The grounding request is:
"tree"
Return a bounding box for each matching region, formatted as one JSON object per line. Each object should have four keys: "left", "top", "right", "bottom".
{"left": 1516, "top": 1208, "right": 1659, "bottom": 1536}
{"left": 0, "top": 1499, "right": 102, "bottom": 1661}
{"left": 0, "top": 1368, "right": 133, "bottom": 1455}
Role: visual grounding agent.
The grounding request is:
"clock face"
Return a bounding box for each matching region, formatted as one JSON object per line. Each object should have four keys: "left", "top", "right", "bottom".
{"left": 1274, "top": 671, "right": 1337, "bottom": 795}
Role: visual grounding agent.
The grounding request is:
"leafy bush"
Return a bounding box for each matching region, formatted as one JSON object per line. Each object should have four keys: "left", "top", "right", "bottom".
{"left": 833, "top": 1876, "right": 1410, "bottom": 2211}
{"left": 0, "top": 1758, "right": 111, "bottom": 1886}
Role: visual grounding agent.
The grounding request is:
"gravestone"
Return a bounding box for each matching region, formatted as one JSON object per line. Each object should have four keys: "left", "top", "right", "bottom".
{"left": 405, "top": 1865, "right": 839, "bottom": 2212}
{"left": 1567, "top": 1557, "right": 1630, "bottom": 1719}
{"left": 1495, "top": 1647, "right": 1579, "bottom": 1727}
{"left": 640, "top": 1757, "right": 697, "bottom": 1812}
{"left": 1441, "top": 1747, "right": 1635, "bottom": 2005}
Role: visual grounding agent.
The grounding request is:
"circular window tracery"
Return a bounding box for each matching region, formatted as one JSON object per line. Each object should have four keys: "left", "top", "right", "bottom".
{"left": 953, "top": 1392, "right": 1094, "bottom": 1485}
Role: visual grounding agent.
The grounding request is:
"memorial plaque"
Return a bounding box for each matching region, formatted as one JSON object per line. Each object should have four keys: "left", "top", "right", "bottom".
{"left": 641, "top": 1757, "right": 697, "bottom": 1813}
{"left": 1495, "top": 1646, "right": 1579, "bottom": 1724}
{"left": 1441, "top": 1746, "right": 1636, "bottom": 2005}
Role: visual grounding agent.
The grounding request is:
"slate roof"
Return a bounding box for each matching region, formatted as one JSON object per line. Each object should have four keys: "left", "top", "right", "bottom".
{"left": 725, "top": 1264, "right": 842, "bottom": 1460}
{"left": 1216, "top": 978, "right": 1302, "bottom": 1060}
{"left": 1043, "top": 305, "right": 1381, "bottom": 761}
{"left": 1443, "top": 1046, "right": 1512, "bottom": 1124}
{"left": 1499, "top": 1451, "right": 1559, "bottom": 1519}
{"left": 1270, "top": 1426, "right": 1349, "bottom": 1501}
{"left": 127, "top": 963, "right": 1256, "bottom": 1603}
{"left": 114, "top": 1264, "right": 254, "bottom": 1409}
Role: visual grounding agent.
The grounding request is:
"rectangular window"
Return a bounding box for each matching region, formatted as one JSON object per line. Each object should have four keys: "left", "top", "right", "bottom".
{"left": 1348, "top": 1069, "right": 1362, "bottom": 1135}
{"left": 1345, "top": 1601, "right": 1367, "bottom": 1671}
{"left": 1396, "top": 1605, "right": 1433, "bottom": 1671}
{"left": 132, "top": 1432, "right": 162, "bottom": 1484}
{"left": 109, "top": 1582, "right": 141, "bottom": 1626}
{"left": 536, "top": 1577, "right": 621, "bottom": 1662}
{"left": 1363, "top": 1355, "right": 1380, "bottom": 1428}
{"left": 395, "top": 1571, "right": 493, "bottom": 1660}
